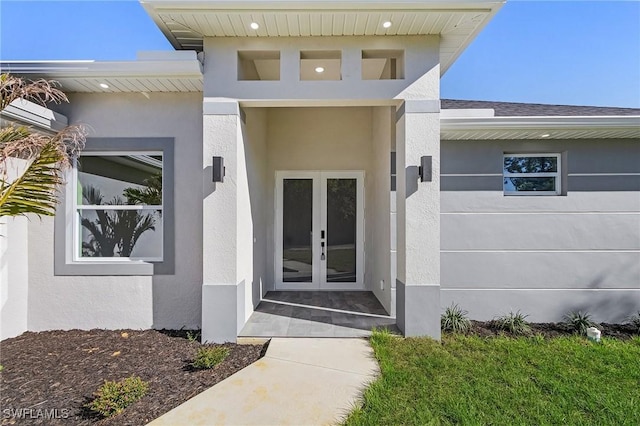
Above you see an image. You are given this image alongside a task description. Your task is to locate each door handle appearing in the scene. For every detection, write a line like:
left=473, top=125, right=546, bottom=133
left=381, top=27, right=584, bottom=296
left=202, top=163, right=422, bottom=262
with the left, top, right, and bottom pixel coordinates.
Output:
left=321, top=241, right=325, bottom=260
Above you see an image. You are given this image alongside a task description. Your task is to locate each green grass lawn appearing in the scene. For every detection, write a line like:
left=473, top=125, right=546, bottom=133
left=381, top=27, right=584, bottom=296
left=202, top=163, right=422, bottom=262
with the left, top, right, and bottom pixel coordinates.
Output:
left=346, top=331, right=640, bottom=425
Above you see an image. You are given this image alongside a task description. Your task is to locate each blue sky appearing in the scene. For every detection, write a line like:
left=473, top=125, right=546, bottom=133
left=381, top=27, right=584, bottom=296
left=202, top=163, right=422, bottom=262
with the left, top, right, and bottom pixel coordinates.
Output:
left=1, top=0, right=639, bottom=107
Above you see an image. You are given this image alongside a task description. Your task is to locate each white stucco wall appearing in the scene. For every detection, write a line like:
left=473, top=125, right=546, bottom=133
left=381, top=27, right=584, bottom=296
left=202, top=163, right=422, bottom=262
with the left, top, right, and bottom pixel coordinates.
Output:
left=1, top=159, right=29, bottom=340
left=203, top=35, right=439, bottom=102
left=28, top=93, right=203, bottom=331
left=370, top=106, right=393, bottom=313
left=242, top=109, right=269, bottom=308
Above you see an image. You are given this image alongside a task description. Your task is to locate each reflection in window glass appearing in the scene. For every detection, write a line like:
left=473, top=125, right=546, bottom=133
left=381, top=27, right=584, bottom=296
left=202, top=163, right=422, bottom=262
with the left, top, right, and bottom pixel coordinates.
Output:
left=282, top=179, right=313, bottom=282
left=76, top=154, right=163, bottom=260
left=503, top=156, right=557, bottom=174
left=503, top=154, right=560, bottom=195
left=326, top=179, right=357, bottom=282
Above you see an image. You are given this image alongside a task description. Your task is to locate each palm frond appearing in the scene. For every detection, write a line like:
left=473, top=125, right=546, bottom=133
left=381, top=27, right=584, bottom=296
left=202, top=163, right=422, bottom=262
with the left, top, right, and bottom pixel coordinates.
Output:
left=0, top=73, right=68, bottom=111
left=0, top=140, right=63, bottom=217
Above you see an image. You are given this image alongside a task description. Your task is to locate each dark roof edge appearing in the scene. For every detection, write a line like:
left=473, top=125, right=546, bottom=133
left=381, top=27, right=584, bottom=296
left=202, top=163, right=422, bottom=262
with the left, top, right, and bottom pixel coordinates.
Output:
left=441, top=99, right=640, bottom=117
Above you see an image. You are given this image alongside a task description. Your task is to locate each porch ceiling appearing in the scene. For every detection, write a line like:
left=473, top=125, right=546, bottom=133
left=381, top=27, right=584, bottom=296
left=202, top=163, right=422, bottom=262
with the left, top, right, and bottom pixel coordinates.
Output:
left=141, top=0, right=505, bottom=74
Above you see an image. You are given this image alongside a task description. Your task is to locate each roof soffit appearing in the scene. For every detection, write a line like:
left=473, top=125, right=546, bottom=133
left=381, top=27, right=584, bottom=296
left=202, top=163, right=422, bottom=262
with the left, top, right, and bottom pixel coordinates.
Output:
left=141, top=0, right=505, bottom=74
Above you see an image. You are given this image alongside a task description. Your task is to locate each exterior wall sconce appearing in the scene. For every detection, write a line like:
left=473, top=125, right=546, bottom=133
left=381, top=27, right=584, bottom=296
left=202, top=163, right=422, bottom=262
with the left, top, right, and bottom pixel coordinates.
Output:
left=419, top=156, right=432, bottom=182
left=212, top=156, right=225, bottom=182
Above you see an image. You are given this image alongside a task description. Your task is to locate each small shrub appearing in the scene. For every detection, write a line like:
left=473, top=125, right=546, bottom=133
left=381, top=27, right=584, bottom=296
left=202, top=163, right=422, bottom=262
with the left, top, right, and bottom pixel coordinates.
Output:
left=192, top=346, right=230, bottom=370
left=492, top=311, right=531, bottom=335
left=564, top=311, right=595, bottom=336
left=86, top=376, right=148, bottom=418
left=627, top=311, right=640, bottom=333
left=441, top=304, right=471, bottom=333
left=186, top=330, right=201, bottom=343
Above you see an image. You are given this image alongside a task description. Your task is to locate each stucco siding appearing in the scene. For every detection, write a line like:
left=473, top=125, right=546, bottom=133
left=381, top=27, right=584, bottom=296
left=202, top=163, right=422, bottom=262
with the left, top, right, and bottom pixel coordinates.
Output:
left=1, top=215, right=29, bottom=340
left=203, top=35, right=439, bottom=101
left=440, top=138, right=640, bottom=322
left=370, top=106, right=393, bottom=313
left=28, top=93, right=203, bottom=331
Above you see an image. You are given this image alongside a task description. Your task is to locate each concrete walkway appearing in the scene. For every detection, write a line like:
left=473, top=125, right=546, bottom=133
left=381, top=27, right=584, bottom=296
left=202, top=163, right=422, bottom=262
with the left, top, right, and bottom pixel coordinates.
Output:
left=148, top=338, right=379, bottom=426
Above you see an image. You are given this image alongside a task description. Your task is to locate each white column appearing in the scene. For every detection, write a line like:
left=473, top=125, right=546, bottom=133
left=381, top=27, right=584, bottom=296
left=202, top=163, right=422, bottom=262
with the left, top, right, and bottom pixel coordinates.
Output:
left=395, top=100, right=441, bottom=339
left=201, top=99, right=249, bottom=343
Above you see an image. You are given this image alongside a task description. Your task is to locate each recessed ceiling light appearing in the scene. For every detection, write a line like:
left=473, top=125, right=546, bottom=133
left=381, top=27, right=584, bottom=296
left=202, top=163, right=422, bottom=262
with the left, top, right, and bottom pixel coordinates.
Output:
left=315, top=67, right=325, bottom=73
left=383, top=21, right=393, bottom=29
left=250, top=22, right=260, bottom=30
left=99, top=83, right=109, bottom=89
left=541, top=133, right=551, bottom=138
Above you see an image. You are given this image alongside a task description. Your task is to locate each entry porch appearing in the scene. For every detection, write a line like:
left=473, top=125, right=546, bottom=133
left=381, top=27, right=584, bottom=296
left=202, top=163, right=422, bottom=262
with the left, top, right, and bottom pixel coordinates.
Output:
left=239, top=291, right=398, bottom=338
left=202, top=101, right=441, bottom=343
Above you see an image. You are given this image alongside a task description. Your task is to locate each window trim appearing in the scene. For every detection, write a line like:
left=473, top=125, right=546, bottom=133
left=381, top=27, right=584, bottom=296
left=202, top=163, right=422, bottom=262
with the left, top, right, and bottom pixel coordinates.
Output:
left=55, top=138, right=174, bottom=276
left=503, top=153, right=562, bottom=196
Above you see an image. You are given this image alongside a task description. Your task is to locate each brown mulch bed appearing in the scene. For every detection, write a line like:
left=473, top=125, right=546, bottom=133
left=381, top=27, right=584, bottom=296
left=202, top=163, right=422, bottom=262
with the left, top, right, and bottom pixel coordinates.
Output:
left=0, top=330, right=266, bottom=425
left=468, top=320, right=638, bottom=340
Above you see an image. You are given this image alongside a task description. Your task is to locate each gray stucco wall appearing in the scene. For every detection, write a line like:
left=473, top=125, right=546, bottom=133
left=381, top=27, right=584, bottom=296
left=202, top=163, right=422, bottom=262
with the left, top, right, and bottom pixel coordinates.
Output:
left=440, top=138, right=640, bottom=323
left=27, top=93, right=203, bottom=331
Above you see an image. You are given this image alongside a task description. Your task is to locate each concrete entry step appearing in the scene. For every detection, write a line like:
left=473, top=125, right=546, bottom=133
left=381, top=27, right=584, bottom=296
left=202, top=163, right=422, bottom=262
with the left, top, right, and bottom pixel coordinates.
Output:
left=148, top=338, right=379, bottom=425
left=239, top=291, right=398, bottom=338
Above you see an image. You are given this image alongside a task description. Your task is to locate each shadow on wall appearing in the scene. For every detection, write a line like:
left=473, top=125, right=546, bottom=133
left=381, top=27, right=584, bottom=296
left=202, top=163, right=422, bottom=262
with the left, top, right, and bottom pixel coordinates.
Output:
left=587, top=255, right=639, bottom=291
left=203, top=165, right=216, bottom=197
left=565, top=292, right=639, bottom=324
left=405, top=165, right=420, bottom=198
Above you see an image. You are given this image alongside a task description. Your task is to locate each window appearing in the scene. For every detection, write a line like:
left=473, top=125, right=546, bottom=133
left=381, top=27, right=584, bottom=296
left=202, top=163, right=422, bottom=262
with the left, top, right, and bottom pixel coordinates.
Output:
left=74, top=152, right=163, bottom=261
left=55, top=138, right=174, bottom=276
left=503, top=154, right=561, bottom=195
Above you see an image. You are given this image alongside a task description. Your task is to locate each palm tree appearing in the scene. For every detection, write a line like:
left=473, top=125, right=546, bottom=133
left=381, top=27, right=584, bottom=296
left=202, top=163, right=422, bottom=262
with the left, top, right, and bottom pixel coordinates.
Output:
left=0, top=73, right=86, bottom=217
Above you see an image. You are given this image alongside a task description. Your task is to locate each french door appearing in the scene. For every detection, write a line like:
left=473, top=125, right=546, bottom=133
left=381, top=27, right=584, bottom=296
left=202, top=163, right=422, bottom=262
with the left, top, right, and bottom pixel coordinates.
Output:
left=275, top=171, right=364, bottom=290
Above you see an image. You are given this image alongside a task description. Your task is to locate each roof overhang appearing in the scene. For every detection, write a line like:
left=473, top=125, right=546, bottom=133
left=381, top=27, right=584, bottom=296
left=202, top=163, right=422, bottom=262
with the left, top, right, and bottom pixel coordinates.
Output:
left=0, top=52, right=203, bottom=93
left=0, top=99, right=68, bottom=133
left=141, top=0, right=505, bottom=74
left=441, top=115, right=640, bottom=140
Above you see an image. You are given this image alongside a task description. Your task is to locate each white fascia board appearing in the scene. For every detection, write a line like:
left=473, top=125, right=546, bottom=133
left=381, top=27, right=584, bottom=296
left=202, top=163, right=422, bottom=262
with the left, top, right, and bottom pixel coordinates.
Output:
left=439, top=1, right=503, bottom=74
left=142, top=0, right=504, bottom=11
left=441, top=108, right=495, bottom=118
left=441, top=115, right=640, bottom=131
left=0, top=99, right=68, bottom=132
left=1, top=54, right=203, bottom=79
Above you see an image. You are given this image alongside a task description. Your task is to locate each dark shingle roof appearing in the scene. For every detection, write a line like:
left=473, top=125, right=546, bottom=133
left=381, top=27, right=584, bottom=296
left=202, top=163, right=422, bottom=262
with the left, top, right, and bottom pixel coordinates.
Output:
left=441, top=99, right=640, bottom=117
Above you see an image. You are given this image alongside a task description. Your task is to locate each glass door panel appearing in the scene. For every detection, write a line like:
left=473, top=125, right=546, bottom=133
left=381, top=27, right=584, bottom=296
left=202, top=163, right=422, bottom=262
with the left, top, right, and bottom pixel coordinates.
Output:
left=325, top=178, right=357, bottom=282
left=275, top=171, right=363, bottom=290
left=282, top=179, right=313, bottom=282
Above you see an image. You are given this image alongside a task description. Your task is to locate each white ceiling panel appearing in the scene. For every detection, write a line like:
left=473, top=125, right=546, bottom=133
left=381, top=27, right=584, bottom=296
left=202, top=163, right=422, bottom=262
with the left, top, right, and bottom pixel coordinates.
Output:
left=142, top=1, right=504, bottom=74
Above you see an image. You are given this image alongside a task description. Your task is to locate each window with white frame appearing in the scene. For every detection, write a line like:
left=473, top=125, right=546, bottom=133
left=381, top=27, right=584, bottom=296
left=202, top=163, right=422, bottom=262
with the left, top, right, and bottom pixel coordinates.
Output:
left=503, top=153, right=561, bottom=195
left=73, top=152, right=164, bottom=261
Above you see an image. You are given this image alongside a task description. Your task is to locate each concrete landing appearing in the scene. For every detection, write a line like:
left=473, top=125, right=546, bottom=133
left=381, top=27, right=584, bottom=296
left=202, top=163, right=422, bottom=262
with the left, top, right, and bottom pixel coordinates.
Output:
left=147, top=338, right=379, bottom=426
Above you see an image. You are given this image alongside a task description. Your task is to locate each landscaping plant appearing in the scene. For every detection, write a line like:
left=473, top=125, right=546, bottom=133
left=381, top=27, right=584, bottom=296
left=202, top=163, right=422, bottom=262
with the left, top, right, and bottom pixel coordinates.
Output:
left=192, top=346, right=230, bottom=370
left=86, top=376, right=149, bottom=418
left=628, top=311, right=640, bottom=333
left=563, top=311, right=595, bottom=335
left=491, top=310, right=531, bottom=335
left=441, top=303, right=471, bottom=333
left=186, top=329, right=202, bottom=343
